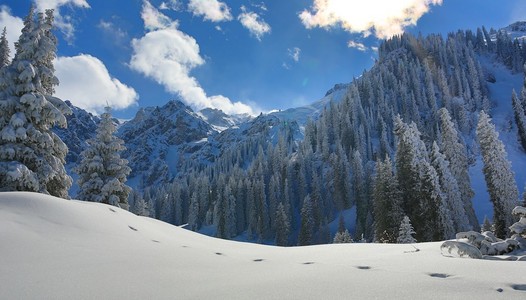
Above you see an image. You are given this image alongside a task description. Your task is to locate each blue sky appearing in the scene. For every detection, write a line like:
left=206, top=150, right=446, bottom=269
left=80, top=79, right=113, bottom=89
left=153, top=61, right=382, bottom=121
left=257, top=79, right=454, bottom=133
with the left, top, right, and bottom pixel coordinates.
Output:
left=1, top=0, right=525, bottom=119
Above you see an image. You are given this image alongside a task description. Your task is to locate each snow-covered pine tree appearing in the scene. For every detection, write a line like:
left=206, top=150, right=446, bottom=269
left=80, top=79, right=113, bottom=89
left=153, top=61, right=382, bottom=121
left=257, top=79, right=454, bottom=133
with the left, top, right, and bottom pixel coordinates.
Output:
left=75, top=106, right=131, bottom=208
left=511, top=89, right=526, bottom=151
left=0, top=6, right=72, bottom=197
left=333, top=229, right=353, bottom=243
left=430, top=142, right=470, bottom=232
left=274, top=202, right=290, bottom=246
left=297, top=194, right=314, bottom=246
left=438, top=108, right=478, bottom=230
left=476, top=111, right=519, bottom=238
left=397, top=215, right=417, bottom=244
left=130, top=190, right=149, bottom=217
left=0, top=27, right=10, bottom=69
left=481, top=216, right=492, bottom=233
left=372, top=155, right=403, bottom=243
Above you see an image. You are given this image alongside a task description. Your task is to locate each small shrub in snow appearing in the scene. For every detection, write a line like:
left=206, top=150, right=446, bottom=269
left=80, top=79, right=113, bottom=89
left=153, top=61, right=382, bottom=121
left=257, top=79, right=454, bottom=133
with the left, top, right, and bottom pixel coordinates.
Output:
left=333, top=230, right=353, bottom=243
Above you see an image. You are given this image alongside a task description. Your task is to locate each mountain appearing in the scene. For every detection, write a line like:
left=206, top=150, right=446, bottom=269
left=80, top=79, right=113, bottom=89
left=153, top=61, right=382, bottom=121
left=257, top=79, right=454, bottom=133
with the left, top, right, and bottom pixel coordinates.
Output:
left=117, top=100, right=214, bottom=188
left=198, top=107, right=252, bottom=131
left=500, top=21, right=526, bottom=42
left=2, top=192, right=525, bottom=299
left=53, top=100, right=99, bottom=164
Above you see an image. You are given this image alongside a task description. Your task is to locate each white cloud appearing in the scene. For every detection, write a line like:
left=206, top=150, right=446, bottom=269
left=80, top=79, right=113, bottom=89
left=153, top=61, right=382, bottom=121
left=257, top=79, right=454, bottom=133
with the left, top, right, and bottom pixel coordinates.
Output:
left=188, top=0, right=232, bottom=22
left=300, top=0, right=443, bottom=39
left=55, top=54, right=138, bottom=114
left=130, top=1, right=255, bottom=115
left=0, top=6, right=24, bottom=55
left=238, top=6, right=271, bottom=41
left=159, top=0, right=182, bottom=11
left=141, top=0, right=175, bottom=31
left=34, top=0, right=90, bottom=42
left=347, top=40, right=367, bottom=51
left=288, top=47, right=301, bottom=62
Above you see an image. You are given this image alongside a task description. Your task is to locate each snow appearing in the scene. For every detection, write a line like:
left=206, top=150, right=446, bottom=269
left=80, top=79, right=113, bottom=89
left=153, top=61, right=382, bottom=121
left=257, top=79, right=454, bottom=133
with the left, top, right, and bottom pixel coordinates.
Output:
left=2, top=192, right=526, bottom=299
left=470, top=57, right=526, bottom=221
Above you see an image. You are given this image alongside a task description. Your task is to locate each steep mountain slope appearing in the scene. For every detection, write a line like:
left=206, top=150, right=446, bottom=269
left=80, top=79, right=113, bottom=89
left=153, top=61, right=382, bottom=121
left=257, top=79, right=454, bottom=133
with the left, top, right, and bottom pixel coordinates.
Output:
left=117, top=100, right=214, bottom=188
left=2, top=192, right=525, bottom=299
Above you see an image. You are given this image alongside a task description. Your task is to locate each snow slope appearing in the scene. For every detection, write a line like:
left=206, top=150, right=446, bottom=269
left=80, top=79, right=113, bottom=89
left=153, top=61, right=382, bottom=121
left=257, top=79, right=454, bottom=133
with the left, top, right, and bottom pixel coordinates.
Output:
left=1, top=192, right=526, bottom=299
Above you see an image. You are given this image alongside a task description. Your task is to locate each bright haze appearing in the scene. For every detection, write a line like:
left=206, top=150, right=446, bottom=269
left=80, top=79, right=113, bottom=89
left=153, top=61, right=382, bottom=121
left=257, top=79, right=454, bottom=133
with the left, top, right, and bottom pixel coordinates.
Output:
left=0, top=0, right=525, bottom=119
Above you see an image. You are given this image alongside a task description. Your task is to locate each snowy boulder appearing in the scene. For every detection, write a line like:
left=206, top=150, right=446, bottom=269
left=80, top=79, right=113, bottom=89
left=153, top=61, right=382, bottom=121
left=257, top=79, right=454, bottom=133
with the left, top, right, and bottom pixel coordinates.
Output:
left=441, top=241, right=482, bottom=259
left=481, top=231, right=498, bottom=243
left=456, top=231, right=485, bottom=247
left=480, top=239, right=519, bottom=255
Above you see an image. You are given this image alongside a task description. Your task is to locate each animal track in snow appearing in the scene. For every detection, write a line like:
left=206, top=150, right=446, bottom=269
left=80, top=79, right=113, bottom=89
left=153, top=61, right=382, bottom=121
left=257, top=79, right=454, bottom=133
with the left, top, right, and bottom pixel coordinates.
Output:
left=510, top=284, right=526, bottom=291
left=128, top=225, right=138, bottom=231
left=253, top=259, right=264, bottom=262
left=355, top=266, right=371, bottom=270
left=428, top=273, right=452, bottom=278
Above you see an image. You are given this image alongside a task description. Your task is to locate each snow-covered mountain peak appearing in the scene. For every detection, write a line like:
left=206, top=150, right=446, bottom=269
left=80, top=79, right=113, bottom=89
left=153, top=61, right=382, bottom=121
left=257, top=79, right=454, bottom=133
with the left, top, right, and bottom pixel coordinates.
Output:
left=500, top=21, right=526, bottom=41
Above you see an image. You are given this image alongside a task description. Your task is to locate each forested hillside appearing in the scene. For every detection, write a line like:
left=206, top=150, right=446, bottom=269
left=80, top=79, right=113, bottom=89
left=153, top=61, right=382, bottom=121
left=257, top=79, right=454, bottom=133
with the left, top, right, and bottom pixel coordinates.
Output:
left=131, top=26, right=526, bottom=245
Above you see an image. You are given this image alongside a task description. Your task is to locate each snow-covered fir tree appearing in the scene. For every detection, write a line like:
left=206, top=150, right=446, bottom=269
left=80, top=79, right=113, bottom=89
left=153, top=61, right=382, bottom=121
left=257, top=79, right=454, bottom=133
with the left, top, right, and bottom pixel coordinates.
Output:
left=130, top=190, right=149, bottom=217
left=0, top=27, right=10, bottom=69
left=481, top=216, right=492, bottom=233
left=298, top=195, right=314, bottom=246
left=438, top=108, right=478, bottom=230
left=476, top=111, right=519, bottom=238
left=397, top=216, right=417, bottom=244
left=511, top=89, right=526, bottom=151
left=333, top=229, right=353, bottom=243
left=75, top=106, right=131, bottom=208
left=430, top=142, right=470, bottom=232
left=0, top=7, right=72, bottom=197
left=274, top=202, right=290, bottom=246
left=372, top=155, right=403, bottom=243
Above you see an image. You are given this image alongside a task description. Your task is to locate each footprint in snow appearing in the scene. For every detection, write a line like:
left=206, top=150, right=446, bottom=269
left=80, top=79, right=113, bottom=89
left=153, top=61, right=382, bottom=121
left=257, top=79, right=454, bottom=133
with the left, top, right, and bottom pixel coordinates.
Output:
left=510, top=284, right=526, bottom=291
left=215, top=252, right=223, bottom=256
left=302, top=262, right=315, bottom=265
left=355, top=266, right=371, bottom=270
left=151, top=240, right=160, bottom=243
left=253, top=259, right=264, bottom=262
left=109, top=208, right=116, bottom=213
left=128, top=225, right=138, bottom=231
left=428, top=273, right=452, bottom=279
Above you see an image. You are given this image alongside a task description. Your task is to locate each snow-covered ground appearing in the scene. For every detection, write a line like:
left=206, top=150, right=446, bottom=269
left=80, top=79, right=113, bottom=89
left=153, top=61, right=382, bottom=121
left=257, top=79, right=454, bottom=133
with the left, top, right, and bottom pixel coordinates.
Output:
left=1, top=192, right=525, bottom=299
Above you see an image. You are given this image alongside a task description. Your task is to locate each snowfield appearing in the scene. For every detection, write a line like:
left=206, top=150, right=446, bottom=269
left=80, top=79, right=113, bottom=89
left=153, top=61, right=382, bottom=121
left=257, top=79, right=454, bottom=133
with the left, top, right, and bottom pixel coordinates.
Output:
left=1, top=192, right=526, bottom=299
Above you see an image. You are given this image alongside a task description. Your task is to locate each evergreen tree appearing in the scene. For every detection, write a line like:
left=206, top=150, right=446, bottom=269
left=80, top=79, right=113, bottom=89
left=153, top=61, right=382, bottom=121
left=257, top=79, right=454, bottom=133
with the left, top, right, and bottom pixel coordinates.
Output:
left=438, top=108, right=478, bottom=230
left=481, top=216, right=492, bottom=233
left=333, top=229, right=353, bottom=243
left=75, top=107, right=131, bottom=208
left=298, top=194, right=314, bottom=246
left=476, top=111, right=519, bottom=238
left=274, top=202, right=290, bottom=246
left=0, top=6, right=72, bottom=197
left=372, top=155, right=403, bottom=243
left=512, top=89, right=526, bottom=151
left=131, top=190, right=149, bottom=217
left=430, top=142, right=470, bottom=232
left=0, top=27, right=10, bottom=69
left=397, top=215, right=417, bottom=244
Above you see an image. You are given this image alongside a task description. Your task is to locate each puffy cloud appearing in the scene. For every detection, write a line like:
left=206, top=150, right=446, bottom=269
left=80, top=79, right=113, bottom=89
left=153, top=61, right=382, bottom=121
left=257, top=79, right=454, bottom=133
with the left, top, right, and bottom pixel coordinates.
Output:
left=34, top=0, right=90, bottom=42
left=238, top=6, right=271, bottom=41
left=347, top=40, right=367, bottom=51
left=54, top=54, right=138, bottom=114
left=300, top=0, right=443, bottom=39
left=130, top=1, right=255, bottom=115
left=288, top=47, right=301, bottom=62
left=0, top=6, right=24, bottom=55
left=188, top=0, right=232, bottom=22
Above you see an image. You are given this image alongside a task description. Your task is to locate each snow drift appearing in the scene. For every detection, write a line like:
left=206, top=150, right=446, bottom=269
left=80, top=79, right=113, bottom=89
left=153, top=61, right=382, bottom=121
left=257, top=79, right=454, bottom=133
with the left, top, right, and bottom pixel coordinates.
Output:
left=1, top=192, right=526, bottom=299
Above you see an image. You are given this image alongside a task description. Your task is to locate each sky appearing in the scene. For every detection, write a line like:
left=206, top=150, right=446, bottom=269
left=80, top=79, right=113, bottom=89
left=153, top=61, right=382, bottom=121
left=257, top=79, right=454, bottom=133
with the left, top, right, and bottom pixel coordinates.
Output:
left=1, top=0, right=525, bottom=119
